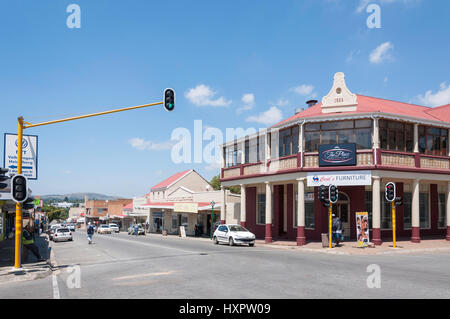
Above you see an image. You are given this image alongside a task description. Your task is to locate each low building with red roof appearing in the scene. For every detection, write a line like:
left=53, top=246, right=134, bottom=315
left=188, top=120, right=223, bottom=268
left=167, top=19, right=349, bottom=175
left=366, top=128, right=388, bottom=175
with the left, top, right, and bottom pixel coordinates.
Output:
left=220, top=72, right=450, bottom=246
left=131, top=170, right=240, bottom=236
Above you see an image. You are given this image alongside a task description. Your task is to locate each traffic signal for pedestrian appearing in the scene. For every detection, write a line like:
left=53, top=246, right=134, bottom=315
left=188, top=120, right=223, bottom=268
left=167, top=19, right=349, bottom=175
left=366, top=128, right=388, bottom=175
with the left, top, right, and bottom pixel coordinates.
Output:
left=0, top=168, right=9, bottom=190
left=11, top=174, right=28, bottom=203
left=329, top=185, right=338, bottom=203
left=395, top=196, right=403, bottom=206
left=164, top=88, right=175, bottom=112
left=385, top=182, right=396, bottom=202
left=22, top=196, right=35, bottom=210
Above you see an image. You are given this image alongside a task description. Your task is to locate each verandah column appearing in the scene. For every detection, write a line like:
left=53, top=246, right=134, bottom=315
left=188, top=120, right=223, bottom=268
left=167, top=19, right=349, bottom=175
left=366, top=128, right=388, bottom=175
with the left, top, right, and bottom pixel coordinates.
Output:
left=265, top=181, right=273, bottom=243
left=296, top=178, right=306, bottom=246
left=411, top=179, right=421, bottom=243
left=372, top=176, right=382, bottom=245
left=446, top=182, right=450, bottom=241
left=220, top=186, right=226, bottom=224
left=240, top=184, right=246, bottom=227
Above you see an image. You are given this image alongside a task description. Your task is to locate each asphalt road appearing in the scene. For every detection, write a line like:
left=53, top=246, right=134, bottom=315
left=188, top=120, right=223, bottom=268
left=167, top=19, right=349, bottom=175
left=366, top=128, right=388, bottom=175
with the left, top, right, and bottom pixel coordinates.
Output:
left=1, top=230, right=450, bottom=298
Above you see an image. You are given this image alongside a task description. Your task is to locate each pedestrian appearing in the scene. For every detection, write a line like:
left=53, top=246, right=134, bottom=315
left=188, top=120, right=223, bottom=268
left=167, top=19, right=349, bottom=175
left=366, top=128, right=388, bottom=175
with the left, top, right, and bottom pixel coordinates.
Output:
left=332, top=214, right=344, bottom=247
left=134, top=224, right=139, bottom=236
left=23, top=225, right=46, bottom=262
left=87, top=222, right=95, bottom=244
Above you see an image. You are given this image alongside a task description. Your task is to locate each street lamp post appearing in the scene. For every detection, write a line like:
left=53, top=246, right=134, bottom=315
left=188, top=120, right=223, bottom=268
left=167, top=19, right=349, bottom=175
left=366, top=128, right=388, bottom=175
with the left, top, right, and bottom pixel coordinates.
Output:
left=210, top=200, right=215, bottom=240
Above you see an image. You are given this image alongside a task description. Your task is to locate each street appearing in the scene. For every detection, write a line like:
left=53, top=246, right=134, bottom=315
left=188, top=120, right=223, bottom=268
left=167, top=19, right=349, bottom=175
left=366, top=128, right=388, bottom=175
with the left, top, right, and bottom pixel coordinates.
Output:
left=1, top=231, right=450, bottom=299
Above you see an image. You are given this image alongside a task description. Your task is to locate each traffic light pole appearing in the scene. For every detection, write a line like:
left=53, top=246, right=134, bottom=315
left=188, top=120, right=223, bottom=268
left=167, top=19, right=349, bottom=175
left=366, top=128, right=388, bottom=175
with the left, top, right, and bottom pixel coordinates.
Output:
left=392, top=201, right=397, bottom=248
left=13, top=100, right=165, bottom=268
left=329, top=202, right=332, bottom=249
left=14, top=117, right=24, bottom=268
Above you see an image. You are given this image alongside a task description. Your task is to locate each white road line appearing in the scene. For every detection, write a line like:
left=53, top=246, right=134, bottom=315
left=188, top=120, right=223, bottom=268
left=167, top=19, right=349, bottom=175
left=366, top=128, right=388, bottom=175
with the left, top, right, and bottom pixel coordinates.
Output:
left=52, top=275, right=61, bottom=299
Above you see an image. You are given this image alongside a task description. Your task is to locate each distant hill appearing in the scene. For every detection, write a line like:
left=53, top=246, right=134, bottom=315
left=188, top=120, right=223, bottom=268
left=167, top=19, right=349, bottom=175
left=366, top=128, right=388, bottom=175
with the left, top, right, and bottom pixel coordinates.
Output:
left=38, top=193, right=120, bottom=201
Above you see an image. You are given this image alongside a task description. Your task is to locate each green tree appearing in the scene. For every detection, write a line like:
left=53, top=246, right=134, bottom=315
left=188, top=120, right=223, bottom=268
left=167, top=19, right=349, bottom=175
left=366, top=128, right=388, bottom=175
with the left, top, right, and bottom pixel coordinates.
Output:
left=210, top=175, right=241, bottom=194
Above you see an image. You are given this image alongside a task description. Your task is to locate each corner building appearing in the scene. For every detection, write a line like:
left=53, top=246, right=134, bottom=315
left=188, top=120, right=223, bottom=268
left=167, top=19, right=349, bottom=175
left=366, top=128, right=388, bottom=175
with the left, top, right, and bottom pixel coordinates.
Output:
left=220, top=72, right=450, bottom=245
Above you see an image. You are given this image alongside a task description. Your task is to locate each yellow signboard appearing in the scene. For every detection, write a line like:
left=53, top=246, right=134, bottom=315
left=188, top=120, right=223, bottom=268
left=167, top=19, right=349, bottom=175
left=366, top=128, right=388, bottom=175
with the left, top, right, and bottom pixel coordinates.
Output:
left=174, top=203, right=198, bottom=214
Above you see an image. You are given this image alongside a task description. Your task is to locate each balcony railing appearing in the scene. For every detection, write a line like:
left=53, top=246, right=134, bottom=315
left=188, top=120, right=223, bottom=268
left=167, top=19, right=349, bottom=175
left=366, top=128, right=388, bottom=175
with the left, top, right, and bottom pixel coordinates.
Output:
left=221, top=149, right=450, bottom=180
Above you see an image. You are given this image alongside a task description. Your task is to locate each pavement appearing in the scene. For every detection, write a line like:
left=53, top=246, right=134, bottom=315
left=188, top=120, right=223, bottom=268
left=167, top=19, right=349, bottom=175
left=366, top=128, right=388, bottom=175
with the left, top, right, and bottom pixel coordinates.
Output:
left=0, top=233, right=53, bottom=284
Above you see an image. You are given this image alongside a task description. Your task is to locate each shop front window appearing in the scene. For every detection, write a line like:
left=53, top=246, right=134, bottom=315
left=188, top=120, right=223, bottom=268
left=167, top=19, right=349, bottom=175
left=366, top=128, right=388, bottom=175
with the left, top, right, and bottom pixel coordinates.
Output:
left=438, top=193, right=446, bottom=228
left=419, top=192, right=430, bottom=229
left=257, top=194, right=266, bottom=225
left=403, top=192, right=412, bottom=229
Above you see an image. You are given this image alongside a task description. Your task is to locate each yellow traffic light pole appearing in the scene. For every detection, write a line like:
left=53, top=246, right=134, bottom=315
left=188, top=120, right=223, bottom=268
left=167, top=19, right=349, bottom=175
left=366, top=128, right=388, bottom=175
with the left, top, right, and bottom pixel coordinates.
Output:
left=329, top=202, right=332, bottom=249
left=14, top=100, right=163, bottom=268
left=392, top=201, right=397, bottom=248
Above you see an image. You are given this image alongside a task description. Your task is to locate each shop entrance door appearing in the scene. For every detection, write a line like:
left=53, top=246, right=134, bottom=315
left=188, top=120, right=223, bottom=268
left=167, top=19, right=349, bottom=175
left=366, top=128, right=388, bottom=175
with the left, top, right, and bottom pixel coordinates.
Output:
left=331, top=192, right=351, bottom=239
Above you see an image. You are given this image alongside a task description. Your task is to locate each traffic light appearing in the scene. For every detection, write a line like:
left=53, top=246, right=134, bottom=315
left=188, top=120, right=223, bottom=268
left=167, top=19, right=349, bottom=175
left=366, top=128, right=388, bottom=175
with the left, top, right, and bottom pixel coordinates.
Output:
left=22, top=196, right=35, bottom=210
left=0, top=168, right=9, bottom=190
left=318, top=185, right=329, bottom=207
left=385, top=182, right=396, bottom=202
left=11, top=174, right=28, bottom=203
left=395, top=196, right=403, bottom=207
left=164, top=88, right=175, bottom=112
left=329, top=184, right=338, bottom=203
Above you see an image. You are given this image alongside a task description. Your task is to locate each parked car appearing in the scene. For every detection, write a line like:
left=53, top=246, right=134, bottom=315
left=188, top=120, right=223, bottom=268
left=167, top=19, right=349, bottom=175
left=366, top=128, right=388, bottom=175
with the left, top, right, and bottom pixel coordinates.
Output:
left=98, top=224, right=112, bottom=234
left=48, top=224, right=61, bottom=241
left=67, top=223, right=75, bottom=232
left=128, top=224, right=145, bottom=235
left=53, top=227, right=73, bottom=242
left=213, top=224, right=255, bottom=246
left=108, top=223, right=120, bottom=233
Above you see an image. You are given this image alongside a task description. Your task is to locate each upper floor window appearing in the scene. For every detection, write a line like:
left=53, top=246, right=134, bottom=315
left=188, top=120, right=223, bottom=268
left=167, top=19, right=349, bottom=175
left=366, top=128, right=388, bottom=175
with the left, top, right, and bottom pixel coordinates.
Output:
left=418, top=126, right=448, bottom=156
left=304, top=120, right=372, bottom=152
left=225, top=144, right=241, bottom=167
left=278, top=126, right=299, bottom=157
left=379, top=120, right=413, bottom=152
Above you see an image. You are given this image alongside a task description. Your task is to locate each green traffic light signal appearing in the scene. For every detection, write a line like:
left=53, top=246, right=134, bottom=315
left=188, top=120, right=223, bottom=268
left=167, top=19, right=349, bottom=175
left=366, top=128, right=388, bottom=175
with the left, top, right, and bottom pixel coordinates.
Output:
left=164, top=88, right=175, bottom=112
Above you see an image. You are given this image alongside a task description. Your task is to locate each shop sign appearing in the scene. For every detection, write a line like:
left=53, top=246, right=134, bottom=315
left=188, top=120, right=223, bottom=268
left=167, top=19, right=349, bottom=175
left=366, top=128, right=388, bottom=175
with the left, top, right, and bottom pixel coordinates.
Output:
left=318, top=143, right=356, bottom=167
left=307, top=170, right=371, bottom=187
left=174, top=202, right=198, bottom=214
left=356, top=212, right=370, bottom=247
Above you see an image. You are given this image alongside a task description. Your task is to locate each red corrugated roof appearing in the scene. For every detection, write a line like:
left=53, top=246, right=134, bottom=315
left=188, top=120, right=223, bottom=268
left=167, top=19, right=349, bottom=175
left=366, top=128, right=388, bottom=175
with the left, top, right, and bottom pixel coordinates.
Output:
left=140, top=201, right=217, bottom=208
left=151, top=170, right=192, bottom=190
left=273, top=95, right=449, bottom=127
left=123, top=203, right=133, bottom=209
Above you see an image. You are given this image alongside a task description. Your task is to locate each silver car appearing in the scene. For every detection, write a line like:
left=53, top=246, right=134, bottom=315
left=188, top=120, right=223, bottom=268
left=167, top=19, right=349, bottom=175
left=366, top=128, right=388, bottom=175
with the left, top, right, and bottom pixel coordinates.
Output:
left=53, top=227, right=73, bottom=242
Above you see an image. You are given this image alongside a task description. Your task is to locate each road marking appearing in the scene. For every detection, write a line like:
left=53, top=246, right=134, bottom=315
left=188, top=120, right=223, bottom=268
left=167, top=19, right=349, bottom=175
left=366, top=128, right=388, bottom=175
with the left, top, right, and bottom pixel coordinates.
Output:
left=52, top=275, right=60, bottom=299
left=113, top=271, right=176, bottom=281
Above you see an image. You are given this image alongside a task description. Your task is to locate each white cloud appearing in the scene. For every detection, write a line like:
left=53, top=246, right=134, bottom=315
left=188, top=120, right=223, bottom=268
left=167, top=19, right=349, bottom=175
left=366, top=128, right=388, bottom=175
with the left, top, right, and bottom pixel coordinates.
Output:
left=291, top=84, right=315, bottom=96
left=369, top=42, right=394, bottom=64
left=417, top=82, right=450, bottom=107
left=185, top=84, right=232, bottom=107
left=236, top=93, right=255, bottom=114
left=246, top=106, right=283, bottom=126
left=128, top=138, right=175, bottom=151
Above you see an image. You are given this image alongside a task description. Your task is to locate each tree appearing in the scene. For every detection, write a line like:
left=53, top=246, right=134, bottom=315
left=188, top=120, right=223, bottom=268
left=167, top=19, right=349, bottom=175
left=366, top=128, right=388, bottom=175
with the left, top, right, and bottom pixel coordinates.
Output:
left=210, top=175, right=241, bottom=194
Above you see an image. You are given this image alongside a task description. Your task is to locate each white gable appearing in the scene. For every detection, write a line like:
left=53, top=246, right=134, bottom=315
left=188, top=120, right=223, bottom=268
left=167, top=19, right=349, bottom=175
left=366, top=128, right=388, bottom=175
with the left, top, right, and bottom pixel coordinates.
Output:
left=321, top=72, right=358, bottom=113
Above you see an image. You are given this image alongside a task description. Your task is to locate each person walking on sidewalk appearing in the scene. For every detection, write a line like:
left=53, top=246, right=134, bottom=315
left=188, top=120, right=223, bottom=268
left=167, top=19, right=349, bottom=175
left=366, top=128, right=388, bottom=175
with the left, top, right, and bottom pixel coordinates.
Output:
left=23, top=225, right=46, bottom=262
left=87, top=222, right=95, bottom=244
left=332, top=214, right=344, bottom=247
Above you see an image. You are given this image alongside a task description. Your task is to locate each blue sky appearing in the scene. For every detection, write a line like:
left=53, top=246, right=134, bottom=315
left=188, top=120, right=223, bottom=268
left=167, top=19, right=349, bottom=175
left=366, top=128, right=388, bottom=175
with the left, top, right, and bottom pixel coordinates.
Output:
left=0, top=0, right=449, bottom=197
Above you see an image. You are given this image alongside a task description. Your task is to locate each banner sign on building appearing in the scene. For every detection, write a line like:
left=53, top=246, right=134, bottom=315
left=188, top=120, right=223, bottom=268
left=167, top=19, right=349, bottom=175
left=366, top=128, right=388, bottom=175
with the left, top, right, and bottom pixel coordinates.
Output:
left=174, top=202, right=198, bottom=214
left=3, top=133, right=38, bottom=180
left=318, top=144, right=357, bottom=167
left=356, top=212, right=370, bottom=247
left=307, top=170, right=372, bottom=187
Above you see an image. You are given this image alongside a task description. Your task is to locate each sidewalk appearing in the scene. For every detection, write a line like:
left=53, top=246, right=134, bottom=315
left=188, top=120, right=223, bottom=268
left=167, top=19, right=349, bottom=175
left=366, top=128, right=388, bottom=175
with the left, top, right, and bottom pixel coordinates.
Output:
left=256, top=238, right=450, bottom=255
left=144, top=231, right=450, bottom=255
left=0, top=233, right=53, bottom=284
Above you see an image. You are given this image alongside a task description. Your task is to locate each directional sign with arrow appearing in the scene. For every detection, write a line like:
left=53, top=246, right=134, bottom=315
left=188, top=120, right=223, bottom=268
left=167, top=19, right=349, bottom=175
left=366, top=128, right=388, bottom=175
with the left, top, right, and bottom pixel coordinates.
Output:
left=3, top=133, right=38, bottom=180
